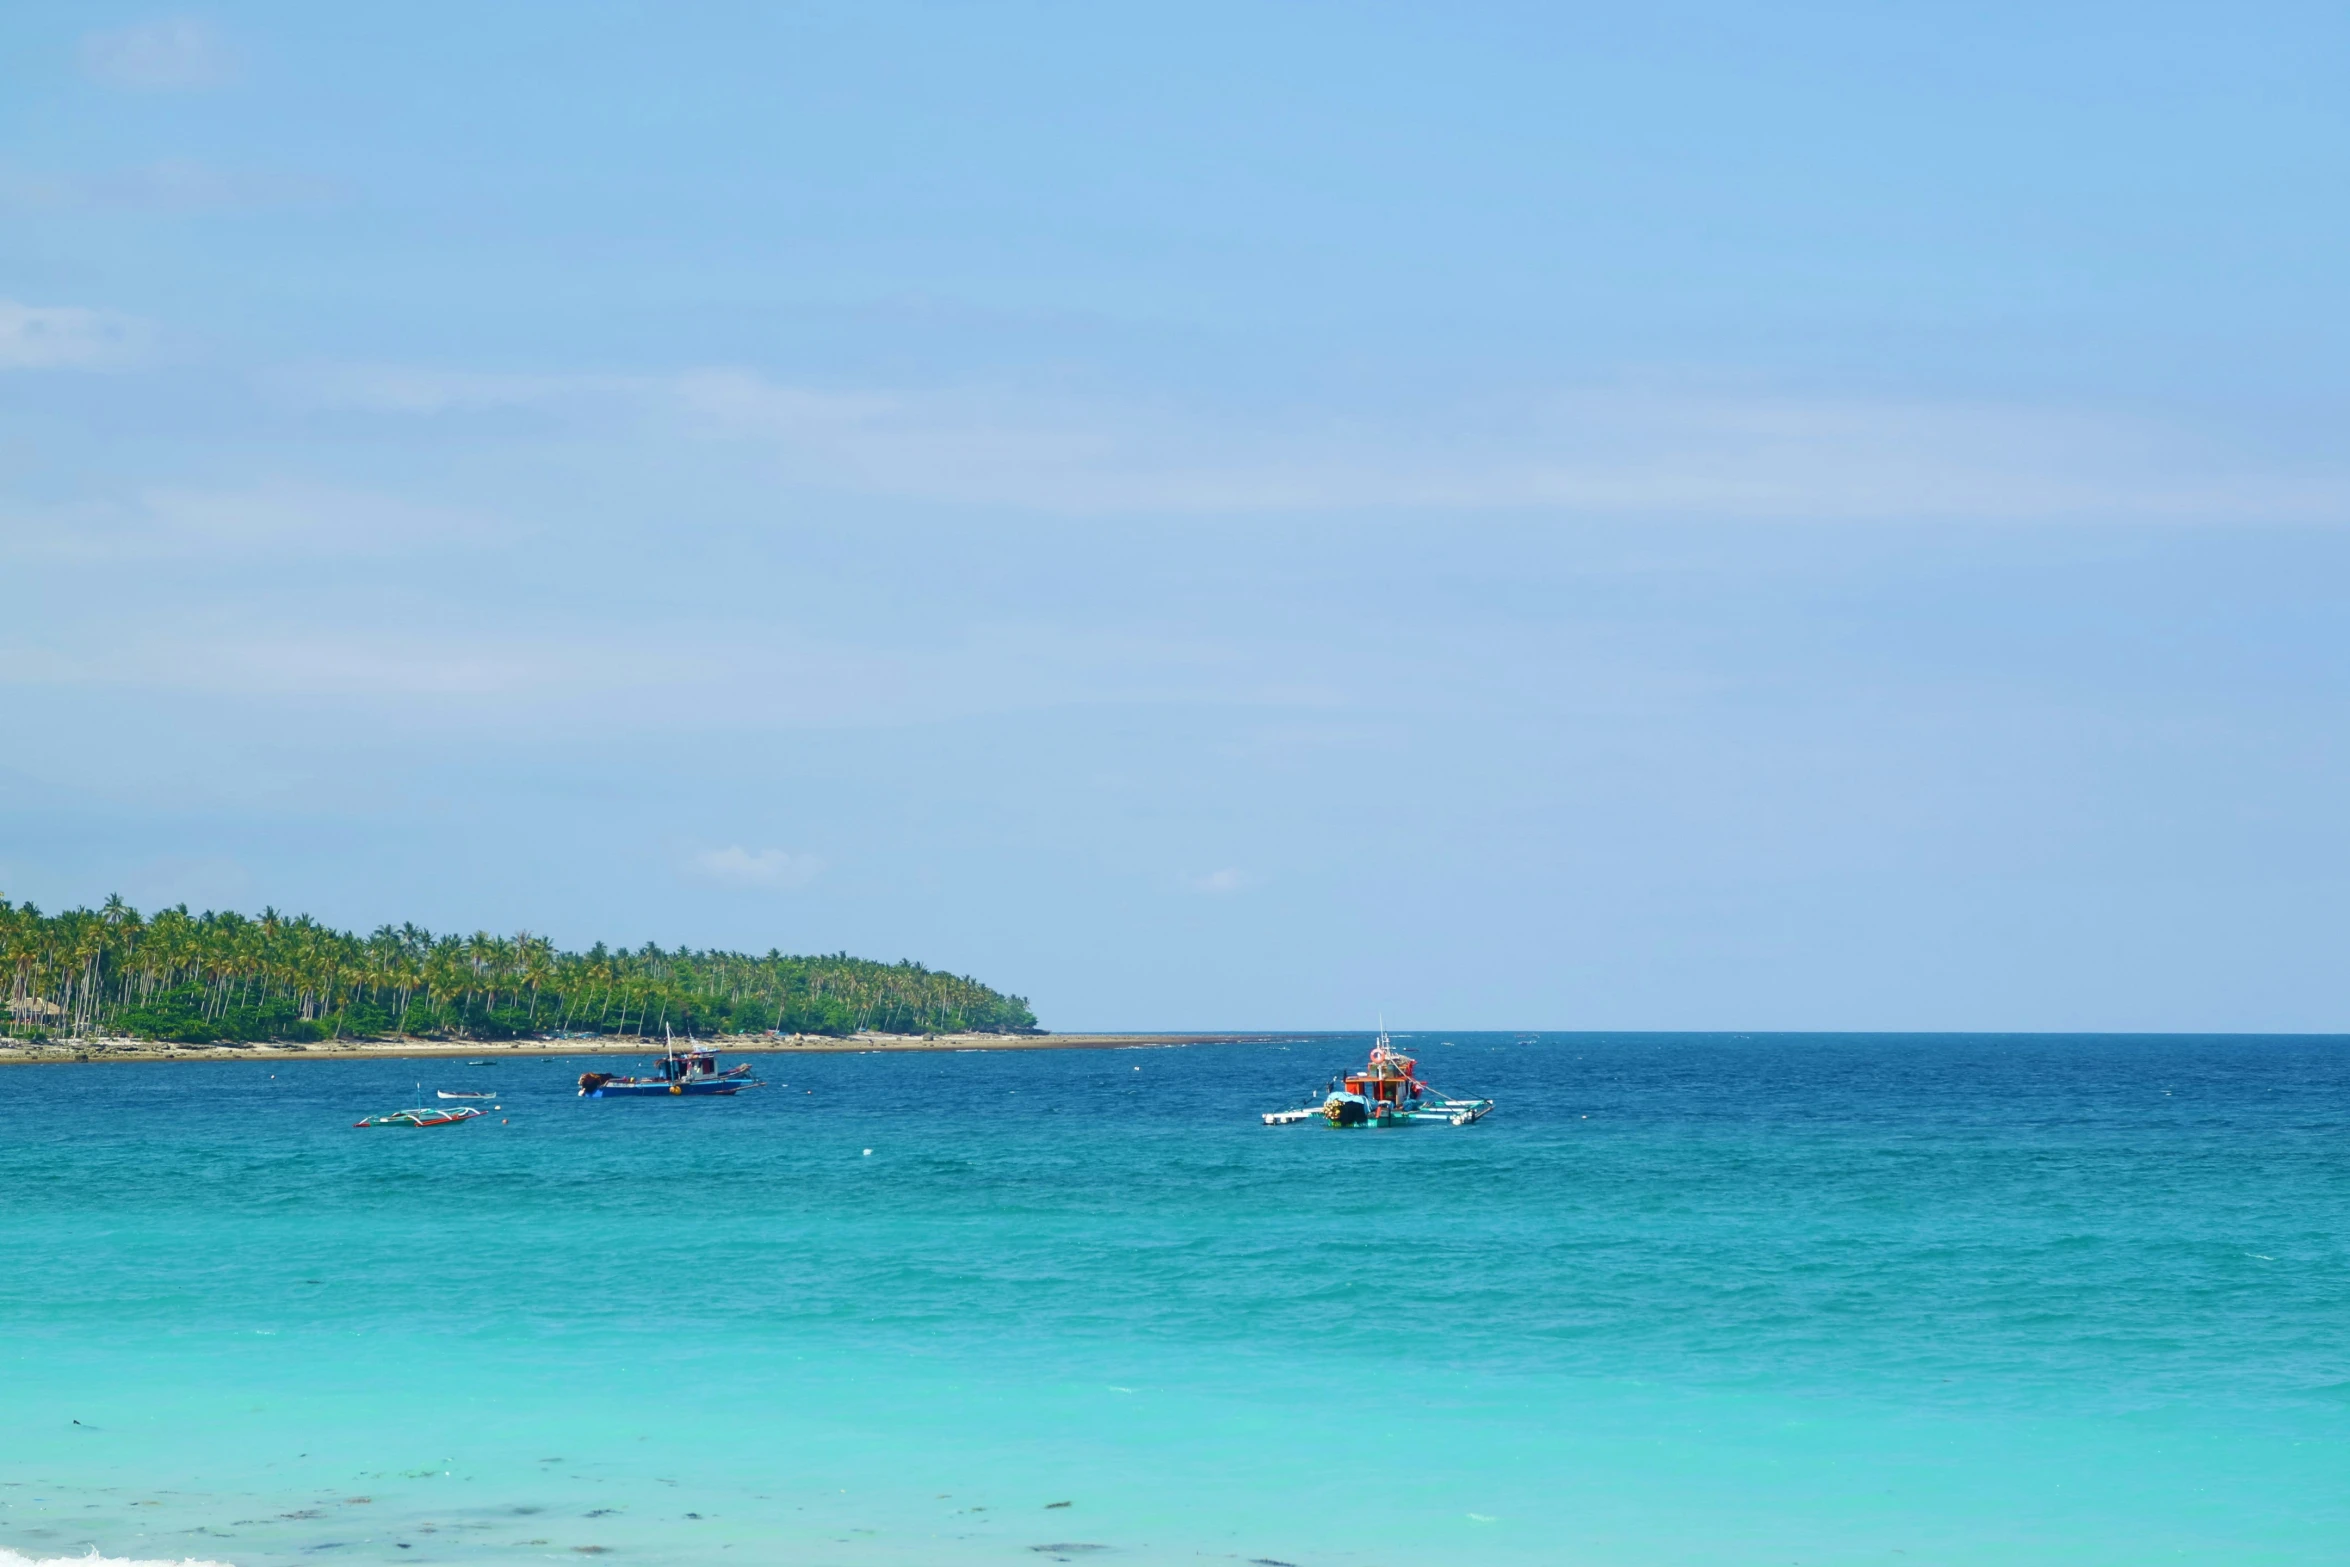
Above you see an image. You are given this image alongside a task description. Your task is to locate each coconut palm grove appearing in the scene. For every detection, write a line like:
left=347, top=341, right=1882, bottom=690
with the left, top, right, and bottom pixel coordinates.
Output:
left=0, top=896, right=1038, bottom=1043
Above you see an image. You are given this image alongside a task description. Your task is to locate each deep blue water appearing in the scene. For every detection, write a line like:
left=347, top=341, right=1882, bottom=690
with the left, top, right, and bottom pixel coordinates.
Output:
left=4, top=1034, right=2347, bottom=1566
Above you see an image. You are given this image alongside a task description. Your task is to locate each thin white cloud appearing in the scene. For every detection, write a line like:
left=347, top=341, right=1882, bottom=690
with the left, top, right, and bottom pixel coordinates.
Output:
left=0, top=160, right=332, bottom=213
left=138, top=481, right=497, bottom=552
left=0, top=606, right=1323, bottom=735
left=297, top=363, right=2350, bottom=525
left=0, top=300, right=147, bottom=370
left=119, top=853, right=253, bottom=911
left=0, top=481, right=506, bottom=561
left=291, top=365, right=640, bottom=413
left=81, top=17, right=235, bottom=91
left=0, top=630, right=607, bottom=701
left=686, top=846, right=824, bottom=890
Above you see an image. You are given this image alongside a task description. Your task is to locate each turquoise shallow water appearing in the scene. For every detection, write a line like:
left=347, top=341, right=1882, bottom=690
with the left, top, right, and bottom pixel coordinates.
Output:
left=4, top=1034, right=2348, bottom=1566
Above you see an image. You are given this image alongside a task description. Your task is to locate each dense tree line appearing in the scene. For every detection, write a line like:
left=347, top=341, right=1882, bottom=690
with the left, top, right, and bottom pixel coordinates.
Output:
left=0, top=896, right=1038, bottom=1043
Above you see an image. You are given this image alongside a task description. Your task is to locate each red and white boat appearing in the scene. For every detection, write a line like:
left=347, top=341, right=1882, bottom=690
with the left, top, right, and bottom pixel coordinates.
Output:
left=1262, top=1029, right=1494, bottom=1127
left=353, top=1104, right=484, bottom=1128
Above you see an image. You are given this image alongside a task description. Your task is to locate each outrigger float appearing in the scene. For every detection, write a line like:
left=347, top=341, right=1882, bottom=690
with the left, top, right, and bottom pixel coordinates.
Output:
left=1262, top=1030, right=1494, bottom=1128
left=578, top=1030, right=760, bottom=1098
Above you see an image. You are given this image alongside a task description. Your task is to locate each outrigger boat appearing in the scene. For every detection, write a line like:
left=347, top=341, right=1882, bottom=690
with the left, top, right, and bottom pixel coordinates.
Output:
left=577, top=1029, right=759, bottom=1098
left=1262, top=1029, right=1494, bottom=1128
left=353, top=1105, right=484, bottom=1128
left=436, top=1090, right=495, bottom=1100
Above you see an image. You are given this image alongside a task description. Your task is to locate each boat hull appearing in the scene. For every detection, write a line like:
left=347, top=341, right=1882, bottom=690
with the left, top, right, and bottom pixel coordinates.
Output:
left=582, top=1080, right=747, bottom=1097
left=1262, top=1097, right=1494, bottom=1127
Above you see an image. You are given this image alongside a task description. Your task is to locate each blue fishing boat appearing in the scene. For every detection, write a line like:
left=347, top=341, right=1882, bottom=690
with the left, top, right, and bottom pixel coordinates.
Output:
left=577, top=1029, right=759, bottom=1098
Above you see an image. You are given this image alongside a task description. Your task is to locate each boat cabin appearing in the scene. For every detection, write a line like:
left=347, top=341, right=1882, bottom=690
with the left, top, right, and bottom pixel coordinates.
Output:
left=1343, top=1042, right=1425, bottom=1106
left=656, top=1049, right=725, bottom=1083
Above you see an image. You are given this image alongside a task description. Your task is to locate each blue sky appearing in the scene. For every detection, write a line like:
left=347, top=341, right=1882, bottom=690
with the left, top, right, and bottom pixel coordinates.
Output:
left=3, top=2, right=2345, bottom=1029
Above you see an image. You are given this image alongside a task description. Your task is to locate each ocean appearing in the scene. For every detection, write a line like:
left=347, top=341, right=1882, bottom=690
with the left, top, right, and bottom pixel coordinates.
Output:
left=4, top=1034, right=2346, bottom=1567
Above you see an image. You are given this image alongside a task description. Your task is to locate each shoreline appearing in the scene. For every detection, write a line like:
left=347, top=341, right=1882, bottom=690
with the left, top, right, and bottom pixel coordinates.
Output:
left=0, top=1031, right=1302, bottom=1066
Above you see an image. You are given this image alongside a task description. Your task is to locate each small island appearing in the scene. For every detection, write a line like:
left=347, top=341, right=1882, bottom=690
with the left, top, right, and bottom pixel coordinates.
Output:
left=0, top=894, right=1038, bottom=1050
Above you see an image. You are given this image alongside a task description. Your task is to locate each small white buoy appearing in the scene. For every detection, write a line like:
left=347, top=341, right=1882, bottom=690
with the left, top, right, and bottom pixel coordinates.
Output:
left=862, top=1148, right=873, bottom=1156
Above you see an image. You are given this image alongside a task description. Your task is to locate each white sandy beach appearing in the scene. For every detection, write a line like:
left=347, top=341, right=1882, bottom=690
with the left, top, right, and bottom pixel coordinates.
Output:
left=0, top=1031, right=1289, bottom=1065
